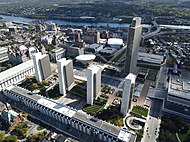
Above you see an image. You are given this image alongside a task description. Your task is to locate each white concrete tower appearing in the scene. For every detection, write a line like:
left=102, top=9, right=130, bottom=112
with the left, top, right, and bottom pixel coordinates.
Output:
left=57, top=58, right=74, bottom=96
left=86, top=65, right=102, bottom=105
left=120, top=73, right=136, bottom=115
left=32, top=52, right=51, bottom=82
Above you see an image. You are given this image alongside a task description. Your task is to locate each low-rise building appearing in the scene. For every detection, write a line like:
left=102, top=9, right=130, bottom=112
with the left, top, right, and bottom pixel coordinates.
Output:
left=99, top=48, right=117, bottom=55
left=107, top=38, right=123, bottom=50
left=63, top=44, right=84, bottom=58
left=85, top=44, right=104, bottom=53
left=0, top=60, right=35, bottom=90
left=138, top=52, right=164, bottom=66
left=49, top=47, right=66, bottom=62
left=4, top=85, right=136, bottom=142
left=1, top=109, right=20, bottom=125
left=0, top=47, right=9, bottom=64
left=163, top=76, right=190, bottom=119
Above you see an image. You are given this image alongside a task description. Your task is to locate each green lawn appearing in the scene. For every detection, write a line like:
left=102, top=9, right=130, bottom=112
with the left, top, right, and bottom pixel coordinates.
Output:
left=178, top=129, right=190, bottom=142
left=132, top=106, right=148, bottom=117
left=83, top=105, right=104, bottom=116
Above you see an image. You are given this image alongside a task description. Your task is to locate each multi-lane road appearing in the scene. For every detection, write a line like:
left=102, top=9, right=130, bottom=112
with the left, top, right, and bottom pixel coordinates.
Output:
left=141, top=99, right=163, bottom=142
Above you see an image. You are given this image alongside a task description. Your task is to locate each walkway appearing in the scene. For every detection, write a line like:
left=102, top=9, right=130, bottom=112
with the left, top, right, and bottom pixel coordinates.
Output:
left=137, top=80, right=151, bottom=106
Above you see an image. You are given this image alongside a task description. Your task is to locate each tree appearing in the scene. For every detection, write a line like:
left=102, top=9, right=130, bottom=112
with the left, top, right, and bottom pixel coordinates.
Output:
left=14, top=128, right=26, bottom=139
left=0, top=131, right=5, bottom=142
left=6, top=64, right=12, bottom=69
left=41, top=80, right=48, bottom=86
left=31, top=83, right=38, bottom=90
left=4, top=135, right=18, bottom=142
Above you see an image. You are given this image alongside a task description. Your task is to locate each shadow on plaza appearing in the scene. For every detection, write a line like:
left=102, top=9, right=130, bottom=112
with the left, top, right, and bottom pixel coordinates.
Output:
left=149, top=99, right=163, bottom=118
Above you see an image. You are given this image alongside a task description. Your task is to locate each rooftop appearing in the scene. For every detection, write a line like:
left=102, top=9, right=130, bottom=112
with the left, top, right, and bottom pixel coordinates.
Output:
left=108, top=38, right=123, bottom=45
left=138, top=52, right=164, bottom=65
left=76, top=54, right=96, bottom=62
left=5, top=85, right=134, bottom=141
left=37, top=98, right=76, bottom=118
left=87, top=65, right=101, bottom=74
left=0, top=47, right=7, bottom=53
left=100, top=48, right=117, bottom=54
left=168, top=76, right=190, bottom=100
left=6, top=86, right=42, bottom=101
left=126, top=73, right=136, bottom=84
left=0, top=60, right=34, bottom=84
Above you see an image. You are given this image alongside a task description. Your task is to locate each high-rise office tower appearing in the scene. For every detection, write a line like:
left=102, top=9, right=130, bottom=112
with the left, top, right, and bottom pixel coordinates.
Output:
left=86, top=65, right=101, bottom=105
left=120, top=73, right=136, bottom=115
left=57, top=58, right=74, bottom=95
left=32, top=52, right=51, bottom=82
left=124, top=17, right=142, bottom=75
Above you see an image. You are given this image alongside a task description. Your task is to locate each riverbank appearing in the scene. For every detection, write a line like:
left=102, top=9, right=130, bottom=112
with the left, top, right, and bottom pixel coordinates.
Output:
left=0, top=14, right=130, bottom=28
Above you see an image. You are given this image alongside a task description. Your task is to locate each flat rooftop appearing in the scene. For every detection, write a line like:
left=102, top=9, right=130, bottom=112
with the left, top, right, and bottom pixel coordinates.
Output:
left=0, top=60, right=34, bottom=83
left=38, top=98, right=76, bottom=118
left=100, top=48, right=117, bottom=54
left=5, top=85, right=134, bottom=142
left=6, top=86, right=42, bottom=102
left=168, top=76, right=190, bottom=100
left=138, top=52, right=164, bottom=65
left=108, top=38, right=123, bottom=45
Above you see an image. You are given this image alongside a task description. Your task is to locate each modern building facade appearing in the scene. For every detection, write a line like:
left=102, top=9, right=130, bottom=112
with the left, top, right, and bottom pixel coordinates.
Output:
left=0, top=60, right=35, bottom=90
left=32, top=52, right=51, bottom=82
left=163, top=76, right=190, bottom=119
left=0, top=47, right=9, bottom=64
left=124, top=17, right=142, bottom=75
left=87, top=65, right=102, bottom=105
left=57, top=58, right=74, bottom=95
left=49, top=47, right=66, bottom=62
left=3, top=85, right=136, bottom=142
left=120, top=73, right=136, bottom=115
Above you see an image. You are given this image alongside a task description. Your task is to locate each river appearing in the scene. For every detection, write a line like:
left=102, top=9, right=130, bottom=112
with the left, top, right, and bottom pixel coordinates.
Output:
left=1, top=14, right=190, bottom=29
left=0, top=14, right=130, bottom=28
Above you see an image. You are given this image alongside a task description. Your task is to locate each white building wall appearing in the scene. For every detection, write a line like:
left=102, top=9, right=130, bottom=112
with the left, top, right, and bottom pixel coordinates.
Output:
left=120, top=78, right=132, bottom=115
left=32, top=52, right=43, bottom=82
left=87, top=69, right=93, bottom=105
left=0, top=60, right=34, bottom=90
left=57, top=58, right=67, bottom=95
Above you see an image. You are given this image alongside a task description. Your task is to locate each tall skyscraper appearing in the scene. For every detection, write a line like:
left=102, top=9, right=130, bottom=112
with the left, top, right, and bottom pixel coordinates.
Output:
left=57, top=58, right=74, bottom=95
left=124, top=17, right=142, bottom=75
left=120, top=73, right=136, bottom=115
left=86, top=65, right=101, bottom=105
left=32, top=52, right=51, bottom=82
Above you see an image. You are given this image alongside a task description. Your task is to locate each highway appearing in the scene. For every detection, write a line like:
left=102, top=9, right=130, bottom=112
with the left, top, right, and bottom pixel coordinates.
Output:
left=142, top=21, right=161, bottom=39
